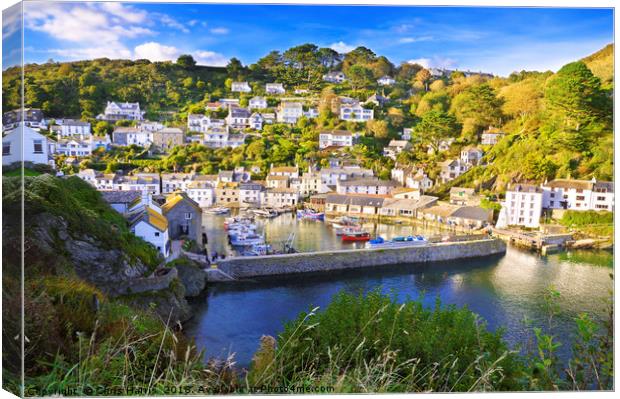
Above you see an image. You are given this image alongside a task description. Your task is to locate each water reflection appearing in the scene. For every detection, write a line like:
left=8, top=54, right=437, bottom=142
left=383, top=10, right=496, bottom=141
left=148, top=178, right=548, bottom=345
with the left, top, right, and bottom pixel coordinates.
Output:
left=191, top=213, right=613, bottom=369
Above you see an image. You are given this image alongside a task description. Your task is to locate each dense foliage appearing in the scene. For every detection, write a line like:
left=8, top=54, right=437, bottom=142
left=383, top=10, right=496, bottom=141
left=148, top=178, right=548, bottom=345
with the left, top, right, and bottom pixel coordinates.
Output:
left=247, top=290, right=613, bottom=392
left=4, top=44, right=613, bottom=189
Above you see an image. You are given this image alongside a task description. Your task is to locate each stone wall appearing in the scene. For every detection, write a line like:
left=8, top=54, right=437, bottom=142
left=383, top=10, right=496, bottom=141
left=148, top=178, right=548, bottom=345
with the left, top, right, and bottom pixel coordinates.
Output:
left=216, top=239, right=506, bottom=279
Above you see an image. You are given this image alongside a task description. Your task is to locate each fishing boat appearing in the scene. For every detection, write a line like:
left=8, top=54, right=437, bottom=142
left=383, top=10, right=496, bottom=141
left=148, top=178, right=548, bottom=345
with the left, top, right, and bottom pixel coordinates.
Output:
left=251, top=209, right=279, bottom=218
left=296, top=209, right=325, bottom=221
left=240, top=243, right=272, bottom=256
left=335, top=225, right=362, bottom=236
left=341, top=230, right=371, bottom=242
left=230, top=233, right=265, bottom=247
left=224, top=216, right=254, bottom=228
left=205, top=206, right=230, bottom=215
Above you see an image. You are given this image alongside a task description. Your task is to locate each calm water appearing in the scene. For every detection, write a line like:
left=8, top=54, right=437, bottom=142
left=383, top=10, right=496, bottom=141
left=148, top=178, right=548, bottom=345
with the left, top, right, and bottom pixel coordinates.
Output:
left=188, top=213, right=614, bottom=368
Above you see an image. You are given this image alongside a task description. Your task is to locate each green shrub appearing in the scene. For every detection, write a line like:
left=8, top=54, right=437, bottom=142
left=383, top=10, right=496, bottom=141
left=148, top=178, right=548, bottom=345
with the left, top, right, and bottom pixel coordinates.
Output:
left=248, top=291, right=526, bottom=392
left=559, top=210, right=613, bottom=227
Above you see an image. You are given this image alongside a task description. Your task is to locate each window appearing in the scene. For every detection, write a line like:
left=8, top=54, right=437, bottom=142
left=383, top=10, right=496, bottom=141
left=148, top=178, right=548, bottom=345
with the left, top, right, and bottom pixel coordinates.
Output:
left=33, top=139, right=43, bottom=154
left=597, top=196, right=606, bottom=201
left=576, top=195, right=585, bottom=201
left=3, top=142, right=11, bottom=155
left=155, top=232, right=160, bottom=237
left=184, top=212, right=192, bottom=220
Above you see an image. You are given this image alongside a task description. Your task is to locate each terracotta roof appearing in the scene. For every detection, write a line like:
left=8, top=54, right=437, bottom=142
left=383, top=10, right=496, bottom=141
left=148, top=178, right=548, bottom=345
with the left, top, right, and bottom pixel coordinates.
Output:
left=267, top=175, right=289, bottom=180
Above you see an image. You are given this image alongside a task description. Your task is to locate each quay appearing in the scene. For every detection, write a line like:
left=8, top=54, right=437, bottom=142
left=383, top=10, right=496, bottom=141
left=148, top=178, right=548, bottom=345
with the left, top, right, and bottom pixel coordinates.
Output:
left=208, top=238, right=506, bottom=280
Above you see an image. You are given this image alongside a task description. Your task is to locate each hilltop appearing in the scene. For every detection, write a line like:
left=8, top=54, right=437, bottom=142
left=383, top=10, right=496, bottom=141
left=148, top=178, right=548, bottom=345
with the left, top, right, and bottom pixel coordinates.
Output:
left=582, top=43, right=614, bottom=88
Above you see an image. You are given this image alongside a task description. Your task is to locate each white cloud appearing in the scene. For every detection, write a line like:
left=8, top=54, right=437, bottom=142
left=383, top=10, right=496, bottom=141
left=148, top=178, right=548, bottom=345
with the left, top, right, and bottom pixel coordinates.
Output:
left=155, top=13, right=189, bottom=34
left=398, top=36, right=433, bottom=44
left=188, top=19, right=199, bottom=27
left=210, top=27, right=229, bottom=35
left=329, top=41, right=356, bottom=53
left=408, top=56, right=457, bottom=69
left=134, top=42, right=180, bottom=62
left=99, top=2, right=148, bottom=24
left=2, top=4, right=22, bottom=40
left=194, top=50, right=228, bottom=66
left=132, top=42, right=228, bottom=66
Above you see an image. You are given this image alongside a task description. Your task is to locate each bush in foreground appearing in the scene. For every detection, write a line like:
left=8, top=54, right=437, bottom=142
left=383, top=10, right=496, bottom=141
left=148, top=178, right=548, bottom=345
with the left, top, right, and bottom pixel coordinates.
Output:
left=248, top=291, right=526, bottom=392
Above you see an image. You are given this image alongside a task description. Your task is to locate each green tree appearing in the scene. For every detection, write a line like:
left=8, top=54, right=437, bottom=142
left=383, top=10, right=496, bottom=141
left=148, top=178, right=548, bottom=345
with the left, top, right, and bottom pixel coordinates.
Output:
left=176, top=54, right=196, bottom=69
left=347, top=65, right=374, bottom=90
left=544, top=61, right=609, bottom=131
left=416, top=109, right=459, bottom=153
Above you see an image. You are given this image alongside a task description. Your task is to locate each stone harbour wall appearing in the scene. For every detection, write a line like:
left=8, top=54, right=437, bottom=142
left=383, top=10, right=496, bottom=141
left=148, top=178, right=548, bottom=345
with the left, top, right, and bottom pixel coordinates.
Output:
left=216, top=238, right=507, bottom=279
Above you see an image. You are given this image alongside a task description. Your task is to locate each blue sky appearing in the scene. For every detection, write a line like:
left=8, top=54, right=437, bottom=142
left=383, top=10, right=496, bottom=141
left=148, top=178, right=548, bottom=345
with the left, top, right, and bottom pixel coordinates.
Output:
left=2, top=1, right=614, bottom=76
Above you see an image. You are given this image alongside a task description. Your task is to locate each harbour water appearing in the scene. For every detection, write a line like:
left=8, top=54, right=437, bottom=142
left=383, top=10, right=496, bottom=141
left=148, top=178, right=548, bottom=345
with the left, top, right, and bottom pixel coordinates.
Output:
left=188, top=213, right=613, bottom=368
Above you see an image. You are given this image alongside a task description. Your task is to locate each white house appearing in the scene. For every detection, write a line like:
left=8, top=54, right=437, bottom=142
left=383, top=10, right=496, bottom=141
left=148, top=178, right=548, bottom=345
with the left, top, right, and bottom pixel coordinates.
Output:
left=249, top=96, right=268, bottom=109
left=496, top=184, right=543, bottom=228
left=131, top=206, right=171, bottom=258
left=383, top=140, right=412, bottom=160
left=203, top=127, right=245, bottom=148
left=340, top=103, right=374, bottom=122
left=116, top=173, right=161, bottom=196
left=261, top=188, right=299, bottom=208
left=2, top=124, right=53, bottom=166
left=231, top=82, right=252, bottom=93
left=60, top=119, right=91, bottom=136
left=277, top=102, right=304, bottom=124
left=541, top=179, right=614, bottom=212
left=239, top=182, right=265, bottom=207
left=161, top=173, right=195, bottom=194
left=481, top=128, right=505, bottom=146
left=188, top=114, right=225, bottom=133
left=137, top=121, right=165, bottom=132
left=98, top=101, right=143, bottom=121
left=460, top=146, right=484, bottom=166
left=377, top=75, right=396, bottom=86
left=336, top=177, right=398, bottom=195
left=320, top=166, right=374, bottom=186
left=294, top=88, right=309, bottom=95
left=319, top=130, right=355, bottom=149
left=265, top=83, right=285, bottom=94
left=303, top=108, right=319, bottom=118
left=55, top=136, right=92, bottom=157
left=401, top=128, right=412, bottom=141
left=112, top=127, right=152, bottom=147
left=438, top=159, right=470, bottom=184
left=249, top=113, right=264, bottom=130
left=226, top=107, right=252, bottom=129
left=323, top=71, right=346, bottom=83
left=186, top=180, right=216, bottom=208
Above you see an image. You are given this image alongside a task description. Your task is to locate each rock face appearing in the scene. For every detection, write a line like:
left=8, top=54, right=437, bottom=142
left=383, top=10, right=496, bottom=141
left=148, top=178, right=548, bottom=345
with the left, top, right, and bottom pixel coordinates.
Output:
left=121, top=278, right=193, bottom=323
left=174, top=259, right=208, bottom=297
left=29, top=213, right=149, bottom=285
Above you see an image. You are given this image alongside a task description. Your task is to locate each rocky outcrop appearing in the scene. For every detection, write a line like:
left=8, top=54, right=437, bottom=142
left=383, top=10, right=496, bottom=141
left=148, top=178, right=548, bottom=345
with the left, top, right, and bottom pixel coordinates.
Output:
left=28, top=213, right=149, bottom=286
left=174, top=258, right=208, bottom=297
left=117, top=277, right=192, bottom=323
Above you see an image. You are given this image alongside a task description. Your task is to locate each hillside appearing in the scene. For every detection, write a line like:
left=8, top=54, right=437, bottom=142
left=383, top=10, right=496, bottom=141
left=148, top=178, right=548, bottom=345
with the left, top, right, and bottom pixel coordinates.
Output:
left=582, top=43, right=614, bottom=88
left=3, top=44, right=614, bottom=192
left=2, top=58, right=227, bottom=119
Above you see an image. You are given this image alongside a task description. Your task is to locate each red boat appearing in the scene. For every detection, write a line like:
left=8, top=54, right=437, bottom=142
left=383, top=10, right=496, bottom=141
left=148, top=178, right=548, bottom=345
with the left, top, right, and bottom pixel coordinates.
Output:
left=341, top=231, right=371, bottom=242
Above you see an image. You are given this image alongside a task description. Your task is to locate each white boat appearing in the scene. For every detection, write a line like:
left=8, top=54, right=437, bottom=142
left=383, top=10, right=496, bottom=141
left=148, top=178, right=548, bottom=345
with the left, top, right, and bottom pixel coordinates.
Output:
left=206, top=206, right=230, bottom=215
left=240, top=243, right=272, bottom=256
left=230, top=233, right=266, bottom=246
left=251, top=209, right=278, bottom=218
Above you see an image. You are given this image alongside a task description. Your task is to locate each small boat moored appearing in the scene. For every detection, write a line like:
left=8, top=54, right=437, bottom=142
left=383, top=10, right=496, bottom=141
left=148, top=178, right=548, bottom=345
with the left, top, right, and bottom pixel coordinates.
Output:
left=341, top=230, right=371, bottom=242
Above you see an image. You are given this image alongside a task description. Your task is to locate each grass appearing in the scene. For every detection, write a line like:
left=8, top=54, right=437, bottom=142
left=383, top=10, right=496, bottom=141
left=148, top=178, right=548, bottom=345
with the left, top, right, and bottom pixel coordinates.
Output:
left=2, top=167, right=42, bottom=177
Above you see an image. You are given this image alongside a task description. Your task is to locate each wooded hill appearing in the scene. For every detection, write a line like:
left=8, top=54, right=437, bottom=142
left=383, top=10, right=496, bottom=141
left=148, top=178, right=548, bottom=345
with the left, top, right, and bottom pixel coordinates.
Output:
left=2, top=43, right=614, bottom=190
